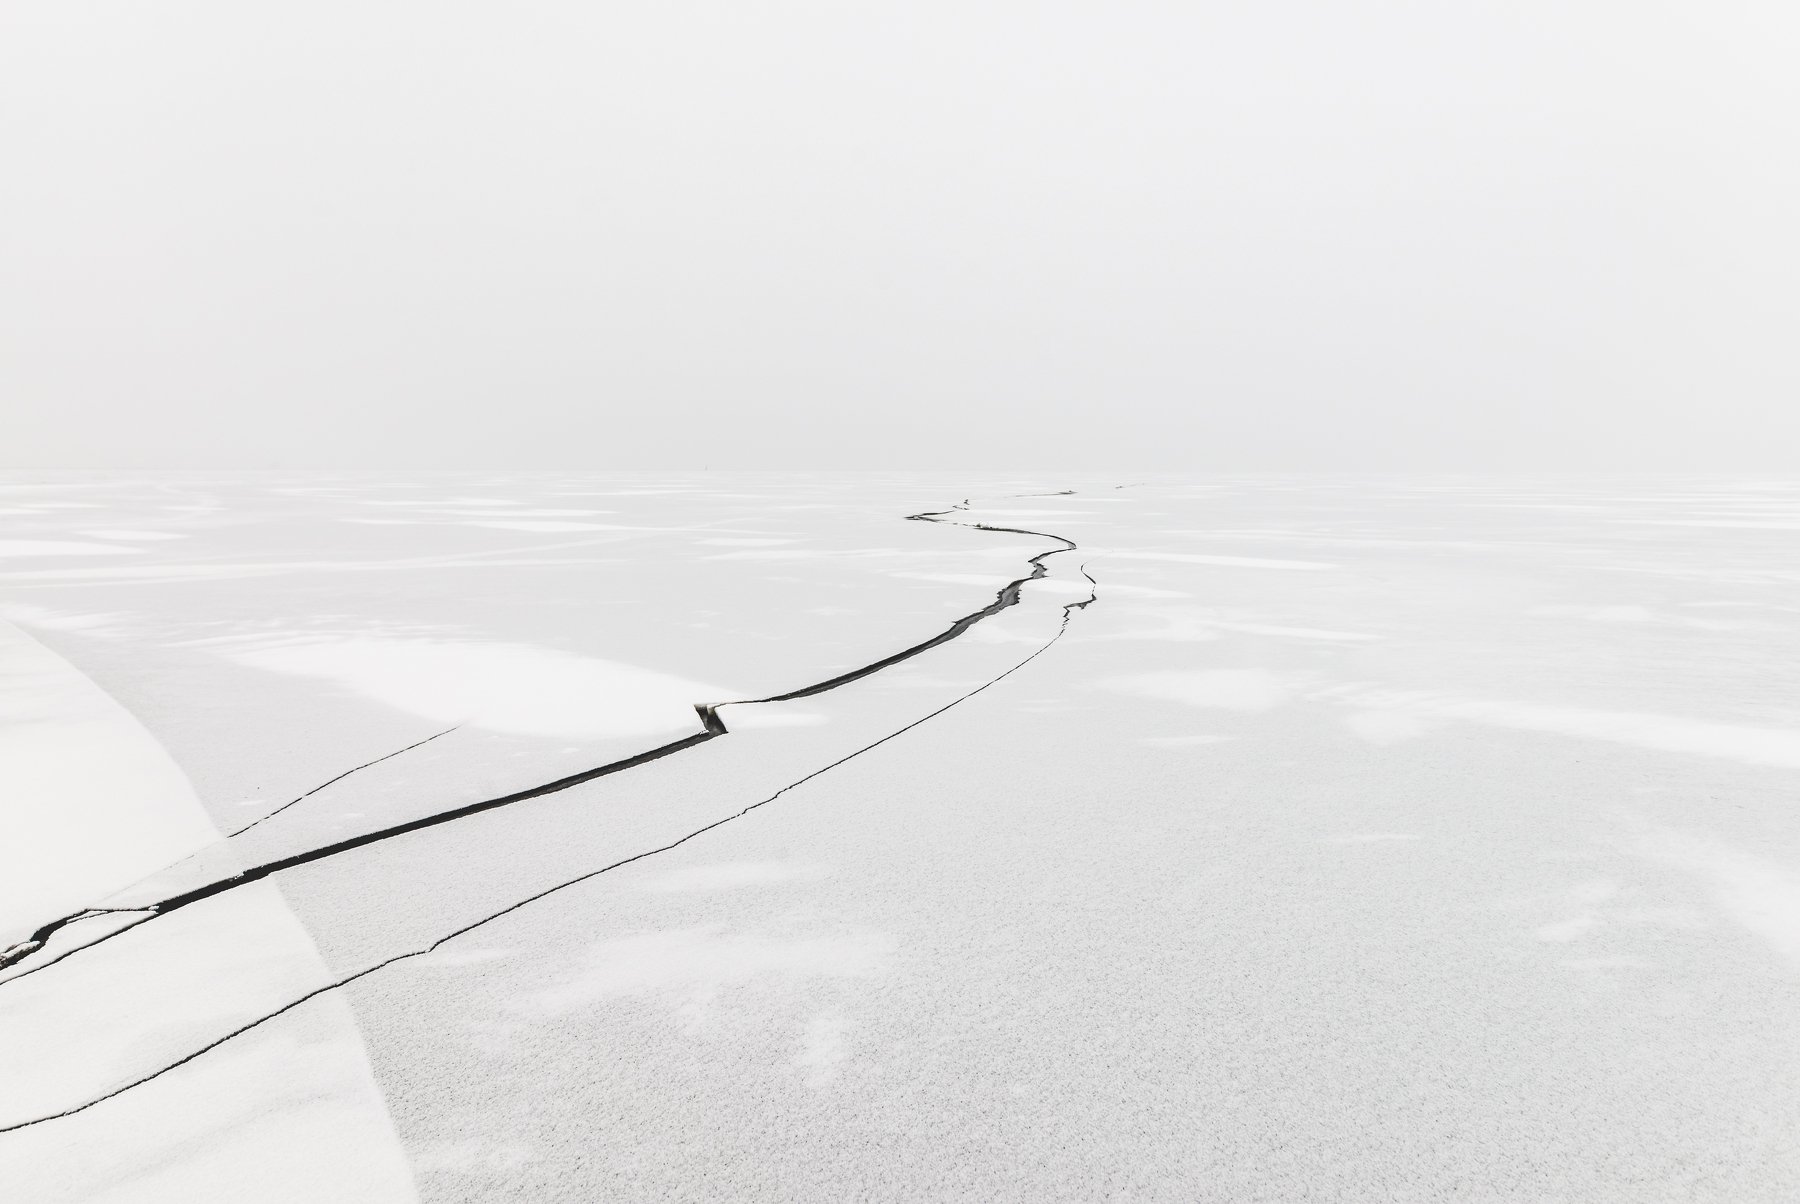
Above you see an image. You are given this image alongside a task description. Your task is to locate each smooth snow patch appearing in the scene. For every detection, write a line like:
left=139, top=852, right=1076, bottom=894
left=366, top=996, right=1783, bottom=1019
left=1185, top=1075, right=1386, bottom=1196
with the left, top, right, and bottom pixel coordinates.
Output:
left=1103, top=669, right=1292, bottom=711
left=76, top=530, right=188, bottom=542
left=968, top=509, right=1093, bottom=519
left=1094, top=583, right=1193, bottom=599
left=554, top=488, right=695, bottom=496
left=1106, top=552, right=1338, bottom=571
left=229, top=638, right=732, bottom=740
left=0, top=604, right=130, bottom=635
left=889, top=571, right=1013, bottom=588
left=1219, top=621, right=1376, bottom=641
left=1531, top=604, right=1742, bottom=629
left=1028, top=578, right=1101, bottom=598
left=695, top=537, right=796, bottom=547
left=467, top=520, right=626, bottom=532
left=0, top=621, right=420, bottom=1200
left=0, top=540, right=142, bottom=558
left=0, top=620, right=213, bottom=930
left=1140, top=734, right=1235, bottom=747
left=1105, top=615, right=1220, bottom=642
left=1616, top=519, right=1800, bottom=529
left=1325, top=833, right=1422, bottom=844
left=446, top=509, right=613, bottom=518
left=722, top=702, right=829, bottom=730
left=968, top=618, right=1047, bottom=645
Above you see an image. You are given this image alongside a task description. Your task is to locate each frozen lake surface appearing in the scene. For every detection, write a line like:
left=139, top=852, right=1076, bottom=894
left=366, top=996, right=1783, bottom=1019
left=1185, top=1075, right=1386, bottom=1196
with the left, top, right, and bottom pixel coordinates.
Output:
left=3, top=473, right=1798, bottom=1201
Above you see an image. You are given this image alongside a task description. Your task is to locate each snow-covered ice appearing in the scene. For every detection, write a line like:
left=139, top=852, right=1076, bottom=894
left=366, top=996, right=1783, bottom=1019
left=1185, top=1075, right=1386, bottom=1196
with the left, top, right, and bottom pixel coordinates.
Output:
left=3, top=473, right=1799, bottom=1201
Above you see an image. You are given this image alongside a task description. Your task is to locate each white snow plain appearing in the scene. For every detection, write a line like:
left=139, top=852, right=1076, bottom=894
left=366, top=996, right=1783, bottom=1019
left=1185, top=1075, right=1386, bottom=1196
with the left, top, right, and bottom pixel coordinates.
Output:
left=2, top=473, right=1799, bottom=1201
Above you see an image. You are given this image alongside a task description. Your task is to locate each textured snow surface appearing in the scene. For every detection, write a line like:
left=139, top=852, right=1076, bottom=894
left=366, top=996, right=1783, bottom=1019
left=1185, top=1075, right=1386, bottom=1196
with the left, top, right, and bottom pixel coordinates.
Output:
left=0, top=617, right=418, bottom=1203
left=3, top=473, right=1799, bottom=1201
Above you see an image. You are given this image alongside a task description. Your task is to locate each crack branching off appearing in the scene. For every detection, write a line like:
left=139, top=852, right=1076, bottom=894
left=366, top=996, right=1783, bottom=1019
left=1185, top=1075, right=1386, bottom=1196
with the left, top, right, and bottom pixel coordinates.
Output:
left=0, top=727, right=461, bottom=976
left=0, top=911, right=156, bottom=989
left=0, top=561, right=1098, bottom=1134
left=227, top=724, right=463, bottom=838
left=0, top=496, right=1080, bottom=986
left=1, top=499, right=1078, bottom=980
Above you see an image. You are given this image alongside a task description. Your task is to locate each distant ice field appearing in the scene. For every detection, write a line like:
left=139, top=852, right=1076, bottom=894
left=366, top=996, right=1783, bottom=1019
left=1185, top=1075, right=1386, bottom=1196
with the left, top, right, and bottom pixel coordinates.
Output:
left=2, top=473, right=1798, bottom=1202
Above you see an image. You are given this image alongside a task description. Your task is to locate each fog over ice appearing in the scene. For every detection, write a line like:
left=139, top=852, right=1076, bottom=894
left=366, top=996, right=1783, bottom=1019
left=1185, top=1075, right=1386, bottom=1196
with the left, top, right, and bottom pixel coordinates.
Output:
left=3, top=1, right=1796, bottom=470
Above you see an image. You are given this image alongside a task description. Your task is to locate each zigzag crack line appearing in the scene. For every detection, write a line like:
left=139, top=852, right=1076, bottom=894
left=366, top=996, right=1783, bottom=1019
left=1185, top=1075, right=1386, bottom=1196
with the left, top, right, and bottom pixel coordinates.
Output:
left=0, top=499, right=1080, bottom=978
left=0, top=576, right=1097, bottom=1133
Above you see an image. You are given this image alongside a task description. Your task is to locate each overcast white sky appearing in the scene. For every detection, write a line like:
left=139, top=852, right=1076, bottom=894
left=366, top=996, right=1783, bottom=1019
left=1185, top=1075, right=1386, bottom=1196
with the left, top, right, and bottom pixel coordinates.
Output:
left=3, top=2, right=1795, bottom=470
